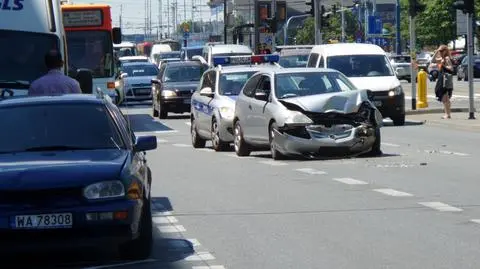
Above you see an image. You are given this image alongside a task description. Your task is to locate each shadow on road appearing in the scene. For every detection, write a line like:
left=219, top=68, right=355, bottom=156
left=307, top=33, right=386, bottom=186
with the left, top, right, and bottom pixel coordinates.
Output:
left=164, top=114, right=190, bottom=120
left=382, top=119, right=425, bottom=127
left=125, top=114, right=174, bottom=133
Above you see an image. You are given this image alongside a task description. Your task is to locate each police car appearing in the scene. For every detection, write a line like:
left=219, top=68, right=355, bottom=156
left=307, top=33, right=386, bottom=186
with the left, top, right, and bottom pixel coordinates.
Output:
left=190, top=54, right=281, bottom=151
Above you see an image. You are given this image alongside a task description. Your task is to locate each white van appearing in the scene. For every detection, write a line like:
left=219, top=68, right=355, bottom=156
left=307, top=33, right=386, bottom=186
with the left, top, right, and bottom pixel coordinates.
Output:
left=200, top=44, right=253, bottom=66
left=114, top=41, right=137, bottom=57
left=307, top=43, right=405, bottom=126
left=150, top=44, right=172, bottom=65
left=0, top=0, right=68, bottom=97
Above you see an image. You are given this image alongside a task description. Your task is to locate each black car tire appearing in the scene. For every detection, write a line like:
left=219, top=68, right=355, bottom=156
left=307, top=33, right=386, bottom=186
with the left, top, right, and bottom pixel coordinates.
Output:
left=158, top=102, right=168, bottom=119
left=118, top=198, right=153, bottom=261
left=269, top=122, right=285, bottom=160
left=457, top=74, right=462, bottom=81
left=211, top=118, right=229, bottom=152
left=233, top=121, right=251, bottom=157
left=191, top=118, right=206, bottom=148
left=391, top=114, right=405, bottom=126
left=464, top=75, right=468, bottom=81
left=152, top=100, right=159, bottom=117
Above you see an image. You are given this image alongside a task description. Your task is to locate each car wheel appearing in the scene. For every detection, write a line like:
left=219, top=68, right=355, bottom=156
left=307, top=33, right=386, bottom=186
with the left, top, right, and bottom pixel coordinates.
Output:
left=191, top=118, right=206, bottom=148
left=406, top=78, right=411, bottom=83
left=233, top=121, right=251, bottom=156
left=269, top=122, right=285, bottom=160
left=211, top=118, right=229, bottom=152
left=158, top=102, right=168, bottom=119
left=152, top=99, right=159, bottom=117
left=391, top=114, right=405, bottom=126
left=118, top=198, right=153, bottom=260
left=457, top=74, right=462, bottom=81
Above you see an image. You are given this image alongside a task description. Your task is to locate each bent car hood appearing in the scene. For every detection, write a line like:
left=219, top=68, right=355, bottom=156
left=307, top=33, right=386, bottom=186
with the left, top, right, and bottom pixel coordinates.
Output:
left=0, top=149, right=128, bottom=190
left=280, top=90, right=371, bottom=114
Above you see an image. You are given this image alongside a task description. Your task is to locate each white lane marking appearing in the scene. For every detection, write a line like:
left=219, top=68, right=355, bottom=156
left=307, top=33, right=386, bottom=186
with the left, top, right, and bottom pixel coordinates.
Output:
left=172, top=143, right=191, bottom=147
left=470, top=219, right=480, bottom=224
left=157, top=225, right=187, bottom=233
left=439, top=150, right=469, bottom=156
left=192, top=265, right=225, bottom=269
left=373, top=188, right=413, bottom=197
left=224, top=153, right=254, bottom=159
left=156, top=138, right=168, bottom=143
left=259, top=160, right=288, bottom=166
left=152, top=211, right=172, bottom=216
left=418, top=202, right=463, bottom=212
left=81, top=259, right=157, bottom=269
left=332, top=177, right=368, bottom=185
left=197, top=148, right=213, bottom=152
left=185, top=121, right=192, bottom=126
left=187, top=238, right=202, bottom=247
left=152, top=216, right=178, bottom=224
left=185, top=252, right=216, bottom=261
left=135, top=130, right=178, bottom=136
left=295, top=168, right=327, bottom=175
left=381, top=142, right=400, bottom=147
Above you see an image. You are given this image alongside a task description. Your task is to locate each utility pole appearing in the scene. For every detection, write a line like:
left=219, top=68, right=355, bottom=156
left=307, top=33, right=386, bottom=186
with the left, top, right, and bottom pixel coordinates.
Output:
left=271, top=0, right=276, bottom=51
left=192, top=0, right=195, bottom=33
left=408, top=0, right=425, bottom=110
left=167, top=0, right=170, bottom=37
left=223, top=0, right=227, bottom=43
left=119, top=4, right=123, bottom=29
left=454, top=0, right=476, bottom=119
left=341, top=0, right=345, bottom=42
left=184, top=0, right=187, bottom=24
left=395, top=0, right=401, bottom=54
left=314, top=0, right=322, bottom=44
left=158, top=0, right=162, bottom=39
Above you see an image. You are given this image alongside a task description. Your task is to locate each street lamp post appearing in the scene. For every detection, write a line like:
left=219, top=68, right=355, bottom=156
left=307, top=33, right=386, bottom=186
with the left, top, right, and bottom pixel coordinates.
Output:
left=223, top=0, right=227, bottom=43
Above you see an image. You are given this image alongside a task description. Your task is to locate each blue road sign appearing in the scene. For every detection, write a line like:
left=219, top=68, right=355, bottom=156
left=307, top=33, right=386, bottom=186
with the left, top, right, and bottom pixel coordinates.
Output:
left=368, top=15, right=382, bottom=35
left=183, top=32, right=190, bottom=39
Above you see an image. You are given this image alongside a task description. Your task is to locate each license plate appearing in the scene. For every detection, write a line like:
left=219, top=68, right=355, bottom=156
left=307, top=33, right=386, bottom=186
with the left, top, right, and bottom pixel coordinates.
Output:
left=13, top=213, right=73, bottom=229
left=374, top=101, right=382, bottom=107
left=136, top=89, right=150, bottom=95
left=183, top=98, right=191, bottom=104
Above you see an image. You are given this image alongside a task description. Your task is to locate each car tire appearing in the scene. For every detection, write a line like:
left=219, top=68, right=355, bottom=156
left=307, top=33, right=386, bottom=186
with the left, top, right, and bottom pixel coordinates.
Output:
left=191, top=118, right=206, bottom=148
left=406, top=78, right=411, bottom=83
left=158, top=102, right=168, bottom=119
left=233, top=121, right=251, bottom=157
left=152, top=100, right=159, bottom=117
left=118, top=198, right=153, bottom=261
left=457, top=74, right=461, bottom=81
left=211, top=118, right=229, bottom=152
left=464, top=75, right=468, bottom=81
left=269, top=122, right=285, bottom=160
left=391, top=114, right=405, bottom=126
left=370, top=128, right=382, bottom=156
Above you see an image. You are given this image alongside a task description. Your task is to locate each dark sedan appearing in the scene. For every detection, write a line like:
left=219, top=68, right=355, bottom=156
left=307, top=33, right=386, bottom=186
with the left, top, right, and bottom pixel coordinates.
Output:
left=457, top=55, right=480, bottom=81
left=152, top=60, right=207, bottom=119
left=0, top=95, right=157, bottom=260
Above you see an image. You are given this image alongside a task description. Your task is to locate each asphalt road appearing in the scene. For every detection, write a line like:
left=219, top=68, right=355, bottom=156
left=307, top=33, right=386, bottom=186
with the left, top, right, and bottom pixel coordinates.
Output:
left=7, top=101, right=480, bottom=269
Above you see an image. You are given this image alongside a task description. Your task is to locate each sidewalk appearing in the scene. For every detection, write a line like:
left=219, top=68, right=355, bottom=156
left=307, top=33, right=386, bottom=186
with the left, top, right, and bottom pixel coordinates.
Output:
left=407, top=112, right=480, bottom=132
left=404, top=96, right=479, bottom=115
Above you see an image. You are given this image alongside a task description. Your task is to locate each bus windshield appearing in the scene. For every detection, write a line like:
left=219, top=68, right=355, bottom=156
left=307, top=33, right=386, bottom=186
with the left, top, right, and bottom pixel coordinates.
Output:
left=66, top=31, right=114, bottom=78
left=0, top=30, right=59, bottom=86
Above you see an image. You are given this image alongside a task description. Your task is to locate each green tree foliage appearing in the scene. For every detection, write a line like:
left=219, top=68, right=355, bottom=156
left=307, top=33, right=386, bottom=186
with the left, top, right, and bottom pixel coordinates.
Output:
left=295, top=17, right=315, bottom=44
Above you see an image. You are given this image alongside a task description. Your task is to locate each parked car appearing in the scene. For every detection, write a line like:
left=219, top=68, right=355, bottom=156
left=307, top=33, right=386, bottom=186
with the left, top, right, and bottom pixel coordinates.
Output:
left=0, top=94, right=157, bottom=259
left=457, top=55, right=480, bottom=81
left=277, top=45, right=313, bottom=68
left=152, top=60, right=207, bottom=118
left=117, top=62, right=159, bottom=103
left=233, top=68, right=383, bottom=160
left=389, top=55, right=411, bottom=82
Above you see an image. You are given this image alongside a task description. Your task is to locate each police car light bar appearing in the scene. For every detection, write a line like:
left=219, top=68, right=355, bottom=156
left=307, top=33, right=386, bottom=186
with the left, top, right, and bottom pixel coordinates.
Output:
left=251, top=54, right=280, bottom=64
left=212, top=56, right=252, bottom=66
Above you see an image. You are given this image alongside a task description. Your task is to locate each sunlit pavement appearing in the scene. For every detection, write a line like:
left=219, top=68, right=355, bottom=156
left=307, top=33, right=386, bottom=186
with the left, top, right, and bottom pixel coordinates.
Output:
left=6, top=100, right=480, bottom=269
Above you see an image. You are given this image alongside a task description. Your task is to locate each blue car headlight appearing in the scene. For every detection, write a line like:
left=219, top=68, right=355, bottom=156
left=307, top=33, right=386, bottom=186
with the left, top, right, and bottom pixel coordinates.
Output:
left=83, top=180, right=125, bottom=200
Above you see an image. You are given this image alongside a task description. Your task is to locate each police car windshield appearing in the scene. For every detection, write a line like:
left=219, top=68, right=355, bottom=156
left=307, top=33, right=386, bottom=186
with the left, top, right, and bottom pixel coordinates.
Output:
left=219, top=72, right=256, bottom=96
left=0, top=30, right=59, bottom=85
left=186, top=48, right=203, bottom=59
left=123, top=65, right=158, bottom=77
left=66, top=31, right=114, bottom=78
left=327, top=55, right=394, bottom=77
left=279, top=55, right=309, bottom=68
left=164, top=65, right=203, bottom=82
left=0, top=104, right=124, bottom=153
left=275, top=72, right=356, bottom=99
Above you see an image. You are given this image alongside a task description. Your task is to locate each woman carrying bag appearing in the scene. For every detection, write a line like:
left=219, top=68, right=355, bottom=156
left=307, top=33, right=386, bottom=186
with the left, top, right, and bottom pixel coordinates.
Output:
left=433, top=45, right=454, bottom=119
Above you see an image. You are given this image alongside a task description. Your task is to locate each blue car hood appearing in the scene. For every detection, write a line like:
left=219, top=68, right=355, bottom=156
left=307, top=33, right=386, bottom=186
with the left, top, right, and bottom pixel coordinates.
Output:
left=0, top=149, right=128, bottom=190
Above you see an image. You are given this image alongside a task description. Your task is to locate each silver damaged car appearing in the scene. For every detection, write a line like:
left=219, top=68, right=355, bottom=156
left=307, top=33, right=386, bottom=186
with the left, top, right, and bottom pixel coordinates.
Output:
left=233, top=69, right=383, bottom=160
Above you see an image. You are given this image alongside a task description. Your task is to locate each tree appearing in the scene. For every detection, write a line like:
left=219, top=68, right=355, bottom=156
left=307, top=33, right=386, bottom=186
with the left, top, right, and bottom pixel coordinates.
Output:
left=295, top=17, right=315, bottom=44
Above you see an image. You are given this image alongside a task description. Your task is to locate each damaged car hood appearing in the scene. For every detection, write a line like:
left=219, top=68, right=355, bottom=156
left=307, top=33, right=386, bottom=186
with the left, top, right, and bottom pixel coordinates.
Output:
left=279, top=90, right=371, bottom=113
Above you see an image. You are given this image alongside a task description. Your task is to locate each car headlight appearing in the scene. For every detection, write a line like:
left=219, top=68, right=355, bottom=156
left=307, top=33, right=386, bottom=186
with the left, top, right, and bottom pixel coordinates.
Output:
left=219, top=106, right=234, bottom=119
left=388, top=86, right=403, bottom=97
left=83, top=180, right=125, bottom=200
left=284, top=111, right=313, bottom=125
left=161, top=90, right=177, bottom=97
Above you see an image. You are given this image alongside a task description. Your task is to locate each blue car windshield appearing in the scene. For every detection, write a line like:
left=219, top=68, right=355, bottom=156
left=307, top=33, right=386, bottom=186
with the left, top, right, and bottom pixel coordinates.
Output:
left=164, top=65, right=203, bottom=82
left=219, top=72, right=256, bottom=96
left=0, top=104, right=124, bottom=153
left=123, top=65, right=158, bottom=77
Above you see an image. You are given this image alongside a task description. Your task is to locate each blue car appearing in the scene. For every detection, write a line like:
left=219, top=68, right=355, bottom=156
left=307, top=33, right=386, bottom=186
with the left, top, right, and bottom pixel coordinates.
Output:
left=0, top=94, right=157, bottom=260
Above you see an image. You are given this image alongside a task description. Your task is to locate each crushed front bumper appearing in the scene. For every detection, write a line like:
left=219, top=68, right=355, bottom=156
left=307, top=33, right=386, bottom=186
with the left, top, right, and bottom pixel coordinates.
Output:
left=274, top=124, right=377, bottom=157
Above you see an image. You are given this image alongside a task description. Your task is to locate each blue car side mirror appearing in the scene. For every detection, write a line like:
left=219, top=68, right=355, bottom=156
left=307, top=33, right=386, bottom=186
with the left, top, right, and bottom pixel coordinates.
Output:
left=134, top=136, right=157, bottom=152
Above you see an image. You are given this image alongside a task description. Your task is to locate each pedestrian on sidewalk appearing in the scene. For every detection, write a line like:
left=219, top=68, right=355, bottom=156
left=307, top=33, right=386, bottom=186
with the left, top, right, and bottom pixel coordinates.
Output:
left=433, top=45, right=454, bottom=119
left=28, top=50, right=82, bottom=96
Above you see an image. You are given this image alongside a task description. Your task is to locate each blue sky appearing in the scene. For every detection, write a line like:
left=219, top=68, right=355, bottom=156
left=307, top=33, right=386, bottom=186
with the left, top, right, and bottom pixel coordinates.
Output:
left=73, top=0, right=218, bottom=34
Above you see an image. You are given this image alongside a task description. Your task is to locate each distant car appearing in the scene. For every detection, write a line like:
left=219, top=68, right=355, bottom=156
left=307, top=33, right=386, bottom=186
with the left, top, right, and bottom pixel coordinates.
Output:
left=152, top=60, right=207, bottom=118
left=119, top=56, right=149, bottom=64
left=0, top=94, right=157, bottom=259
left=154, top=51, right=181, bottom=67
left=457, top=55, right=480, bottom=81
left=233, top=68, right=383, bottom=159
left=190, top=54, right=282, bottom=151
left=180, top=46, right=203, bottom=60
left=118, top=62, right=159, bottom=103
left=389, top=55, right=411, bottom=82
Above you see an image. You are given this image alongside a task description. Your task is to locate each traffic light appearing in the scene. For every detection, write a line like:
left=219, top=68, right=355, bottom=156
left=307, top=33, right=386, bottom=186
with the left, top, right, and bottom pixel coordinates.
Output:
left=453, top=0, right=474, bottom=14
left=265, top=17, right=277, bottom=33
left=332, top=4, right=337, bottom=14
left=320, top=5, right=329, bottom=27
left=408, top=0, right=426, bottom=17
left=305, top=0, right=314, bottom=16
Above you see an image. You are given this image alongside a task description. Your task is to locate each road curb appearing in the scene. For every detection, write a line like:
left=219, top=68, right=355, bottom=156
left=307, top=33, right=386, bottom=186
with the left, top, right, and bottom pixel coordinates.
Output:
left=406, top=108, right=470, bottom=115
